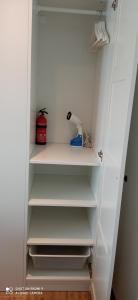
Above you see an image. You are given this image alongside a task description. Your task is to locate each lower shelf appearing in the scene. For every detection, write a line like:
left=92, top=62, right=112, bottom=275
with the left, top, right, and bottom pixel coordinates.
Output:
left=26, top=259, right=91, bottom=291
left=27, top=207, right=95, bottom=246
left=26, top=260, right=90, bottom=281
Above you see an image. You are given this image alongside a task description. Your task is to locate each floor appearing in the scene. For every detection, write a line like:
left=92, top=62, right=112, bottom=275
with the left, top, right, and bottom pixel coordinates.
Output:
left=0, top=292, right=91, bottom=300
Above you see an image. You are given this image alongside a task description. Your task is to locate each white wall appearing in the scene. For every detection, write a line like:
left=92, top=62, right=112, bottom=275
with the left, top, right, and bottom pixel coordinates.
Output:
left=0, top=0, right=31, bottom=289
left=113, top=69, right=138, bottom=300
left=36, top=13, right=97, bottom=144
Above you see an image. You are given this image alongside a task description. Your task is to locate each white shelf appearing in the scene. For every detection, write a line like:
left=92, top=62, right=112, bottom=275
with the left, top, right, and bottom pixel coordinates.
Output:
left=30, top=144, right=100, bottom=166
left=38, top=6, right=101, bottom=16
left=27, top=207, right=95, bottom=246
left=38, top=0, right=105, bottom=12
left=29, top=174, right=97, bottom=208
left=26, top=260, right=90, bottom=281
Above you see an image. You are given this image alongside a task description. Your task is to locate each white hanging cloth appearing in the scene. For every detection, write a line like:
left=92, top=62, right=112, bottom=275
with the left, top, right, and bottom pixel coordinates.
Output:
left=89, top=21, right=109, bottom=52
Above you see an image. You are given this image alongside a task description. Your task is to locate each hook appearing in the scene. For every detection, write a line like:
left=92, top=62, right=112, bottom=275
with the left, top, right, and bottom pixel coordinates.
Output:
left=112, top=0, right=118, bottom=11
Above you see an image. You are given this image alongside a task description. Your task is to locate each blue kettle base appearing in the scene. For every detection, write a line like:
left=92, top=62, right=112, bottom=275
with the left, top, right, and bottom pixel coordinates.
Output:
left=70, top=134, right=83, bottom=147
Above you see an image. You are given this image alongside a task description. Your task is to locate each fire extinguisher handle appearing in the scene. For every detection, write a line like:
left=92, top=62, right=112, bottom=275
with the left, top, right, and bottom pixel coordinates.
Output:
left=39, top=108, right=48, bottom=114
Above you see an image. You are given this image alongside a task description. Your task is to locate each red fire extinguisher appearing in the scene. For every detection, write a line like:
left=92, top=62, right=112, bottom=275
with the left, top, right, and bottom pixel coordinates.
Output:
left=36, top=108, right=48, bottom=145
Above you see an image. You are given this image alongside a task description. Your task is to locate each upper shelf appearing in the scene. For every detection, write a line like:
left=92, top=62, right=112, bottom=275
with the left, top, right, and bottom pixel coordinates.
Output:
left=38, top=0, right=106, bottom=16
left=38, top=6, right=101, bottom=16
left=38, top=0, right=106, bottom=11
left=30, top=143, right=100, bottom=166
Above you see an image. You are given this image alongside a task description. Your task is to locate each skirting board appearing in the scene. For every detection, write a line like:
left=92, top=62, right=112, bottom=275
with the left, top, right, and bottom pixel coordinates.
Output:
left=89, top=282, right=96, bottom=300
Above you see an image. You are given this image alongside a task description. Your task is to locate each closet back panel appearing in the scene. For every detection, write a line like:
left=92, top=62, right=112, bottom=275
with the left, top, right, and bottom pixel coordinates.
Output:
left=36, top=14, right=97, bottom=144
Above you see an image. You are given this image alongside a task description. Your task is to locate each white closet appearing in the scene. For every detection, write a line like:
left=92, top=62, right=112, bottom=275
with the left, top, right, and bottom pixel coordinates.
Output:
left=0, top=0, right=138, bottom=299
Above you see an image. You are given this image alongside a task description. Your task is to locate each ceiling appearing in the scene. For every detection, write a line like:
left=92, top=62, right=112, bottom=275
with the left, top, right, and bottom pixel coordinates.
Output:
left=38, top=0, right=106, bottom=11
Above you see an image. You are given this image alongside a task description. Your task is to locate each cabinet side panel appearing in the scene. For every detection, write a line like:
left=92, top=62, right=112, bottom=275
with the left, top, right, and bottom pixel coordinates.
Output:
left=0, top=0, right=31, bottom=289
left=30, top=0, right=38, bottom=155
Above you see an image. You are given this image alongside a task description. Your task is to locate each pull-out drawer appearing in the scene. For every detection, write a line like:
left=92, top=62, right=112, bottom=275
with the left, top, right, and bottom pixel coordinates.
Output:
left=29, top=245, right=91, bottom=270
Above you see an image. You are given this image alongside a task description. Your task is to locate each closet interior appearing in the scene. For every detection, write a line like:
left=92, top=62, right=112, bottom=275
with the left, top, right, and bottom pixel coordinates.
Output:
left=27, top=0, right=112, bottom=290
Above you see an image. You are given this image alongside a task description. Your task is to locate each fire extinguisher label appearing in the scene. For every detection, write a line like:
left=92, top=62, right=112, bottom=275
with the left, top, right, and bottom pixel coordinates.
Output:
left=36, top=128, right=47, bottom=144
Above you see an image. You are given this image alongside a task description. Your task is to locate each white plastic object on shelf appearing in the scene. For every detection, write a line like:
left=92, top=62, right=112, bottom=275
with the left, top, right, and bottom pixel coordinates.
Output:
left=29, top=245, right=90, bottom=270
left=89, top=21, right=109, bottom=52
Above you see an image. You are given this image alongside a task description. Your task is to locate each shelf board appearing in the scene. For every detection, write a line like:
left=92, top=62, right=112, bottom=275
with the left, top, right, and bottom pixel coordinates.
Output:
left=27, top=207, right=95, bottom=246
left=29, top=174, right=97, bottom=208
left=26, top=260, right=90, bottom=281
left=38, top=0, right=106, bottom=12
left=38, top=6, right=101, bottom=16
left=30, top=144, right=100, bottom=166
